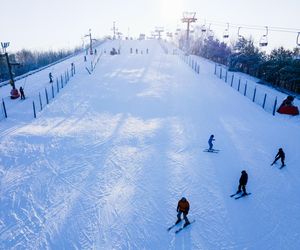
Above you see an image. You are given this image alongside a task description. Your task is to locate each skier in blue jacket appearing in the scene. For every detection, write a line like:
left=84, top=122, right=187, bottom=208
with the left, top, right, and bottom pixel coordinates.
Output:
left=208, top=135, right=215, bottom=151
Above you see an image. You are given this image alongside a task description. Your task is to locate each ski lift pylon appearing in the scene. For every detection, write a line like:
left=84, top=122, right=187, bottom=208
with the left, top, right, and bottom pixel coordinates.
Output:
left=259, top=26, right=268, bottom=47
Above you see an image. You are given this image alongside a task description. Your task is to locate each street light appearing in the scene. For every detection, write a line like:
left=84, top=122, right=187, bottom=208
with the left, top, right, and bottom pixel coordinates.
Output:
left=85, top=29, right=94, bottom=55
left=1, top=42, right=20, bottom=99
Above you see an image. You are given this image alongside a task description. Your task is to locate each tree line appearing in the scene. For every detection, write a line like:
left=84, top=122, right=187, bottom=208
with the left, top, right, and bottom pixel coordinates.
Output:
left=181, top=35, right=300, bottom=94
left=0, top=47, right=82, bottom=83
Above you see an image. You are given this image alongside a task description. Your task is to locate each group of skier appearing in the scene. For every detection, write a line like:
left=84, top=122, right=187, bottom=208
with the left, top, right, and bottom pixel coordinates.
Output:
left=172, top=135, right=286, bottom=230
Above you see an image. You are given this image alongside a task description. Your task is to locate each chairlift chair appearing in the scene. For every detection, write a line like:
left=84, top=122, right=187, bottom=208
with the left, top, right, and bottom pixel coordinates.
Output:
left=259, top=26, right=268, bottom=47
left=201, top=20, right=207, bottom=32
left=238, top=27, right=243, bottom=38
left=223, top=23, right=229, bottom=39
left=207, top=24, right=213, bottom=38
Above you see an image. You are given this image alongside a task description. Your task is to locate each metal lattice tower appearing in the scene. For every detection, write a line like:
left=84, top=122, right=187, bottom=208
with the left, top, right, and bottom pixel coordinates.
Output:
left=181, top=12, right=197, bottom=53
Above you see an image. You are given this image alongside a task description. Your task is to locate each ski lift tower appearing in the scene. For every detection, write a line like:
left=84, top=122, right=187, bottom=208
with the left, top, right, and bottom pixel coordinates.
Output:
left=155, top=27, right=164, bottom=40
left=112, top=21, right=118, bottom=40
left=85, top=29, right=94, bottom=55
left=181, top=12, right=197, bottom=53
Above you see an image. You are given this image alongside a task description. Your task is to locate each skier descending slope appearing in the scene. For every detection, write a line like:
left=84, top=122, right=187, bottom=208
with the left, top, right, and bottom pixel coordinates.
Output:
left=208, top=134, right=215, bottom=151
left=271, top=148, right=286, bottom=168
left=231, top=170, right=250, bottom=199
left=176, top=197, right=190, bottom=227
left=237, top=170, right=248, bottom=195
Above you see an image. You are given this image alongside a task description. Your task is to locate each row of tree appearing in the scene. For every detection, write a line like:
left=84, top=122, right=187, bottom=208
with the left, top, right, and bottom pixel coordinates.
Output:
left=181, top=35, right=300, bottom=94
left=0, top=47, right=82, bottom=83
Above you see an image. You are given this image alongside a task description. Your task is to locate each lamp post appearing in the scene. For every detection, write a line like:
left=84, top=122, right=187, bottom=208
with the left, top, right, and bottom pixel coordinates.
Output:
left=85, top=29, right=94, bottom=55
left=1, top=42, right=20, bottom=99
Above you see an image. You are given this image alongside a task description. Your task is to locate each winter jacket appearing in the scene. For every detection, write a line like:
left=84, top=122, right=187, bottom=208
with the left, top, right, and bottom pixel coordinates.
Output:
left=276, top=150, right=285, bottom=159
left=239, top=173, right=248, bottom=185
left=177, top=200, right=190, bottom=214
left=208, top=136, right=215, bottom=143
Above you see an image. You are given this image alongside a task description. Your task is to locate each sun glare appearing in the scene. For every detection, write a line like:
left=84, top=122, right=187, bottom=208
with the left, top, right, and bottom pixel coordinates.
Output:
left=161, top=0, right=183, bottom=25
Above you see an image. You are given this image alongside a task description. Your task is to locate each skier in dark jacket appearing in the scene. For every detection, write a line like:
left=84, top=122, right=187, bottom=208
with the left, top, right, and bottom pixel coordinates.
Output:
left=49, top=72, right=53, bottom=83
left=208, top=134, right=215, bottom=150
left=176, top=197, right=190, bottom=226
left=237, top=170, right=248, bottom=195
left=271, top=148, right=285, bottom=167
left=19, top=86, right=25, bottom=100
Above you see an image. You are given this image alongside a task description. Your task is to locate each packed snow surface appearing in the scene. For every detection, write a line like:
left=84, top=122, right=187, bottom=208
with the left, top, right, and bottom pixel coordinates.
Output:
left=0, top=40, right=300, bottom=249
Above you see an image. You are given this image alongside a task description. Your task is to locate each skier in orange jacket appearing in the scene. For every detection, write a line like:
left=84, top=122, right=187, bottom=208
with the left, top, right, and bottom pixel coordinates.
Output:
left=176, top=197, right=190, bottom=227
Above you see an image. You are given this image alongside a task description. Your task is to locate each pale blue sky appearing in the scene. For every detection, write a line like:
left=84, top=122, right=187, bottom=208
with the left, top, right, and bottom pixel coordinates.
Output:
left=0, top=0, right=299, bottom=52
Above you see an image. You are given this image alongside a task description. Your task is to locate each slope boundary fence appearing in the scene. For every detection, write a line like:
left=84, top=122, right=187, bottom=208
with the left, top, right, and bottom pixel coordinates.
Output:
left=214, top=64, right=278, bottom=115
left=32, top=65, right=76, bottom=118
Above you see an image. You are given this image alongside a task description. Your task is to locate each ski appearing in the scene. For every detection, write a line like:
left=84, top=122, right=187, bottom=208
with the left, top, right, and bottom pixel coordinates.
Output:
left=280, top=165, right=286, bottom=169
left=175, top=220, right=195, bottom=234
left=235, top=193, right=251, bottom=200
left=230, top=192, right=241, bottom=198
left=167, top=220, right=182, bottom=231
left=203, top=149, right=220, bottom=153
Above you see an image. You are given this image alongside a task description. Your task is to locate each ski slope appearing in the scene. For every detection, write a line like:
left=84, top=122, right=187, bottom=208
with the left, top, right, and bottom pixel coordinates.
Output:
left=0, top=39, right=300, bottom=249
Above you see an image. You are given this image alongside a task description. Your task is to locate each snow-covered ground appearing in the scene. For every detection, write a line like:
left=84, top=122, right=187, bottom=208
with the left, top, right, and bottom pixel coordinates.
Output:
left=0, top=39, right=300, bottom=249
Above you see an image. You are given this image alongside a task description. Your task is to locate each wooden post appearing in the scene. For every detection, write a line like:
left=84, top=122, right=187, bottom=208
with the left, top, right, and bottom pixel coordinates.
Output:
left=272, top=97, right=278, bottom=116
left=225, top=70, right=228, bottom=82
left=33, top=101, right=36, bottom=118
left=39, top=92, right=43, bottom=111
left=2, top=99, right=7, bottom=118
left=252, top=88, right=257, bottom=102
left=214, top=64, right=217, bottom=75
left=45, top=88, right=49, bottom=104
left=219, top=67, right=222, bottom=79
left=238, top=78, right=241, bottom=91
left=231, top=74, right=234, bottom=87
left=51, top=83, right=54, bottom=98
left=57, top=80, right=59, bottom=93
left=262, top=93, right=267, bottom=109
left=60, top=75, right=63, bottom=88
left=244, top=83, right=247, bottom=96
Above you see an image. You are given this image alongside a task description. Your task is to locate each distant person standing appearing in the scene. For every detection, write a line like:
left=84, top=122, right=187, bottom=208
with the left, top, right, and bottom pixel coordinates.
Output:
left=208, top=134, right=215, bottom=151
left=19, top=86, right=25, bottom=100
left=49, top=72, right=53, bottom=83
left=71, top=63, right=75, bottom=76
left=271, top=148, right=285, bottom=168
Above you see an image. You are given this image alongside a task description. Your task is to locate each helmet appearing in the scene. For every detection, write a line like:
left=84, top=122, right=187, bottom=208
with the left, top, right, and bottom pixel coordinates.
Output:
left=181, top=197, right=186, bottom=201
left=241, top=170, right=246, bottom=174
